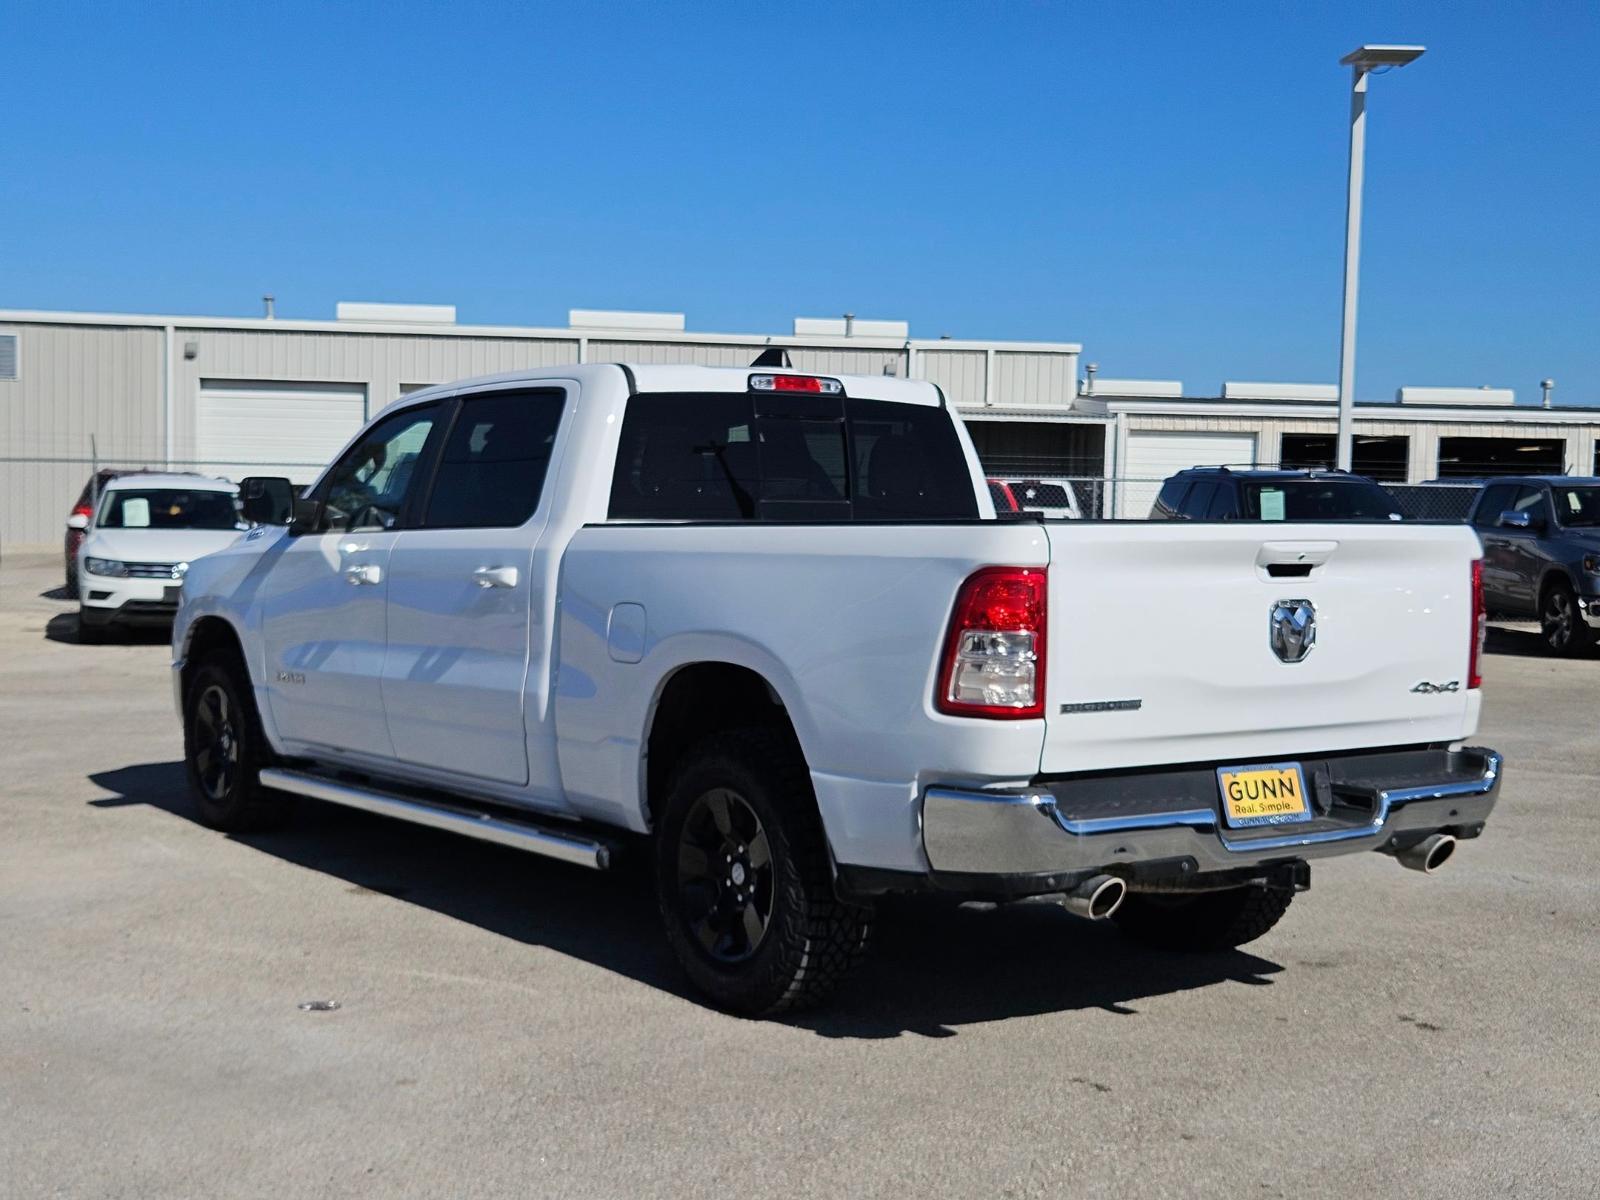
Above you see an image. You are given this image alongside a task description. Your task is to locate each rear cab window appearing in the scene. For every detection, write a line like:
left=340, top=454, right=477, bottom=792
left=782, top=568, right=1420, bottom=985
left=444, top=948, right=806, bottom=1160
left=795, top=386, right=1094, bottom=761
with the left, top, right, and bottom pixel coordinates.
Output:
left=608, top=390, right=978, bottom=522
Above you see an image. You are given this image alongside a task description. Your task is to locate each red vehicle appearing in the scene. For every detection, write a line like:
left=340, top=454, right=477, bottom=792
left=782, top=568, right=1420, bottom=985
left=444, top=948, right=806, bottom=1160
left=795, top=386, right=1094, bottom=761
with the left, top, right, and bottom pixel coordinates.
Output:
left=63, top=470, right=125, bottom=599
left=986, top=478, right=1021, bottom=514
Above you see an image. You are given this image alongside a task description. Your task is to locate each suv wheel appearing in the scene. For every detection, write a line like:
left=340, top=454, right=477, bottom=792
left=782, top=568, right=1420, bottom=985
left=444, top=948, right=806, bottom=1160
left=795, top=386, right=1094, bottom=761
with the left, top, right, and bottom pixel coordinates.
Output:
left=183, top=654, right=289, bottom=831
left=655, top=730, right=871, bottom=1016
left=1541, top=581, right=1595, bottom=656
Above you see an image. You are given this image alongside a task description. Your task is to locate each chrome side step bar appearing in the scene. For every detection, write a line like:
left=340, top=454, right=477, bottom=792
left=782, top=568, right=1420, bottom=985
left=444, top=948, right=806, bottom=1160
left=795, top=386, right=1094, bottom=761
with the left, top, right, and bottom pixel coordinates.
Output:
left=258, top=768, right=612, bottom=870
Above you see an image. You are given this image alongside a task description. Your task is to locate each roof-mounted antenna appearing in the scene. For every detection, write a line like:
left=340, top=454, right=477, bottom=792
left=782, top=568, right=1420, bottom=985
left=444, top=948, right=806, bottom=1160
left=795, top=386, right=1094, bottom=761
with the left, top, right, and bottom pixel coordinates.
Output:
left=750, top=347, right=792, bottom=368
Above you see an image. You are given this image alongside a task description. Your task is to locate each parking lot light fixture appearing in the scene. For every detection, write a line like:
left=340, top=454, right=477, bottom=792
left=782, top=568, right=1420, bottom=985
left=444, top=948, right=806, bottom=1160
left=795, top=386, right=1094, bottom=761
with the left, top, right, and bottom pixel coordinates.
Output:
left=1335, top=43, right=1426, bottom=472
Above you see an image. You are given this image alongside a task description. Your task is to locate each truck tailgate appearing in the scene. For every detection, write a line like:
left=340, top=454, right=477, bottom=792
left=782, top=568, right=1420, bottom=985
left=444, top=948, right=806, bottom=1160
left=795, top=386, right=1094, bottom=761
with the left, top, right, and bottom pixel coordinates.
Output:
left=1040, top=522, right=1482, bottom=774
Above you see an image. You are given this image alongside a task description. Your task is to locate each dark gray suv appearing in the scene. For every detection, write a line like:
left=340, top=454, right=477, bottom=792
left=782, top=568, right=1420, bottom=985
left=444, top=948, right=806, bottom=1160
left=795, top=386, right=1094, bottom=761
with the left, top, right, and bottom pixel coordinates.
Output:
left=1468, top=476, right=1600, bottom=655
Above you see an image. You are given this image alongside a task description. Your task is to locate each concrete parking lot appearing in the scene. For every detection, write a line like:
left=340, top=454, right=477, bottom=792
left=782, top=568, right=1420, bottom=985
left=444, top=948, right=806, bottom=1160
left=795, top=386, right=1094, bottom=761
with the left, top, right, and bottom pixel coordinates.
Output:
left=3, top=548, right=1597, bottom=1199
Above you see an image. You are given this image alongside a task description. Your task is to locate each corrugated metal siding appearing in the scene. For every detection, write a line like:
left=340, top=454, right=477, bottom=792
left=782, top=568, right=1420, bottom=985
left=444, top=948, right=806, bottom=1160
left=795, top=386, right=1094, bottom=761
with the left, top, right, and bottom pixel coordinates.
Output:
left=918, top=348, right=986, bottom=408
left=1, top=322, right=164, bottom=544
left=994, top=351, right=1077, bottom=408
left=170, top=329, right=581, bottom=458
left=585, top=341, right=754, bottom=367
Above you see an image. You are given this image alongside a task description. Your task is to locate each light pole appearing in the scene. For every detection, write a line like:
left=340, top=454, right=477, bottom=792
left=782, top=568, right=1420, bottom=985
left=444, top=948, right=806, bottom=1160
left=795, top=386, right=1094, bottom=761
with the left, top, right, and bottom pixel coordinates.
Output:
left=1335, top=44, right=1426, bottom=471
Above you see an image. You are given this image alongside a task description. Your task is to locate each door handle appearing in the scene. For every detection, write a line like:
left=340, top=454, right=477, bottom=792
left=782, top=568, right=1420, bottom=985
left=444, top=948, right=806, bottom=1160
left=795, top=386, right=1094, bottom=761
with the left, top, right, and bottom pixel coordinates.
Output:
left=473, top=566, right=519, bottom=589
left=344, top=563, right=383, bottom=586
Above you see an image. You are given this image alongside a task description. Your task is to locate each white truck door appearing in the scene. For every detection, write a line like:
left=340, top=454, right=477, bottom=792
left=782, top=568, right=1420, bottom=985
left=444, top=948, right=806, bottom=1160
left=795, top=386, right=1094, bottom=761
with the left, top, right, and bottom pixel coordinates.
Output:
left=381, top=387, right=568, bottom=790
left=258, top=402, right=446, bottom=760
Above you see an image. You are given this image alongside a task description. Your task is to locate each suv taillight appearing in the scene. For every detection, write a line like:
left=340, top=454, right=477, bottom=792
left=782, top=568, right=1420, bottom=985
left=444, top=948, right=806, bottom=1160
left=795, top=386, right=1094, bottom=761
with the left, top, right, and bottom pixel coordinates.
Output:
left=936, top=567, right=1046, bottom=719
left=1468, top=558, right=1485, bottom=689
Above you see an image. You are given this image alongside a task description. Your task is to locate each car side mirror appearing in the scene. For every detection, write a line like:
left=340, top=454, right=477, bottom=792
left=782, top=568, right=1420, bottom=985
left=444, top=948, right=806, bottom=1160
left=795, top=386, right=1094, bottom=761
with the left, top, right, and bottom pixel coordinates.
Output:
left=1497, top=510, right=1536, bottom=530
left=239, top=476, right=295, bottom=526
left=66, top=512, right=90, bottom=531
left=290, top=495, right=322, bottom=535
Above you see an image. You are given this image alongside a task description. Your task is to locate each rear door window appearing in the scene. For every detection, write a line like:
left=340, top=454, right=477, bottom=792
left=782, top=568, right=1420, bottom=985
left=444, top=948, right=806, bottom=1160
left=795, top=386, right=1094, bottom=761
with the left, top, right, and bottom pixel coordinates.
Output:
left=1150, top=478, right=1190, bottom=519
left=422, top=389, right=566, bottom=529
left=1178, top=481, right=1216, bottom=519
left=1205, top=483, right=1237, bottom=520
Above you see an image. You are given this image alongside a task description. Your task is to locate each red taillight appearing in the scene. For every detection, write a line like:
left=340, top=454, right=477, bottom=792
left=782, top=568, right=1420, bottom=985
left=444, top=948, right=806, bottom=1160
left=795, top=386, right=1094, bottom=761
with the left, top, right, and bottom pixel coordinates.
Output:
left=71, top=503, right=93, bottom=518
left=748, top=373, right=843, bottom=395
left=1468, top=558, right=1485, bottom=689
left=936, top=567, right=1047, bottom=719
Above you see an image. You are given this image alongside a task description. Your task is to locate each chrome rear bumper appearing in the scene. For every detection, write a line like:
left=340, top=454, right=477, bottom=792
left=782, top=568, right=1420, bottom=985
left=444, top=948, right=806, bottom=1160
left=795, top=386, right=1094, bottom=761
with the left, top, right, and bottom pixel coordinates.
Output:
left=922, top=747, right=1502, bottom=878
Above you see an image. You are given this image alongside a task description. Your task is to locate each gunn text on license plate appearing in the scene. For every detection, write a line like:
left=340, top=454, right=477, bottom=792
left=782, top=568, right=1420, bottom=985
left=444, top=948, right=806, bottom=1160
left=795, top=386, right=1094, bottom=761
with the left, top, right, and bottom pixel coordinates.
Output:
left=1215, top=762, right=1312, bottom=828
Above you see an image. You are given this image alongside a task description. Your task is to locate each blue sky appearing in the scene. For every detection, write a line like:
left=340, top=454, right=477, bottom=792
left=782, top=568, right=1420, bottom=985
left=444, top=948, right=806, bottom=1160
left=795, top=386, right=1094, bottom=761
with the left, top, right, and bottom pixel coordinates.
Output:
left=5, top=1, right=1597, bottom=402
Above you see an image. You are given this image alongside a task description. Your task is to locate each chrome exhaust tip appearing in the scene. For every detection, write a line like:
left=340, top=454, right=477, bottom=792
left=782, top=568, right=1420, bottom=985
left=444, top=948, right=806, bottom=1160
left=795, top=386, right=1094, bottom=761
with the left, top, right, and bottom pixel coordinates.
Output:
left=1061, top=874, right=1127, bottom=920
left=1396, top=833, right=1457, bottom=874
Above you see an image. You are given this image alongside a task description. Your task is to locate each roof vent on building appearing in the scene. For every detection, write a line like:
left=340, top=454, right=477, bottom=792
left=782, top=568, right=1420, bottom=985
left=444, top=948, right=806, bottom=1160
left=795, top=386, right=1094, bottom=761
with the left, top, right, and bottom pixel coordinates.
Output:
left=792, top=317, right=909, bottom=339
left=1089, top=378, right=1184, bottom=398
left=336, top=302, right=457, bottom=324
left=1222, top=382, right=1338, bottom=402
left=568, top=309, right=686, bottom=332
left=1397, top=386, right=1515, bottom=407
left=0, top=332, right=16, bottom=381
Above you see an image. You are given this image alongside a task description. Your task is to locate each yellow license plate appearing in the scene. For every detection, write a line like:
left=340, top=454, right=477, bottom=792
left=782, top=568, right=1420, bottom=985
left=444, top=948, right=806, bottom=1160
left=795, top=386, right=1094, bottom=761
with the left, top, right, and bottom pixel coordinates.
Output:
left=1216, top=762, right=1312, bottom=828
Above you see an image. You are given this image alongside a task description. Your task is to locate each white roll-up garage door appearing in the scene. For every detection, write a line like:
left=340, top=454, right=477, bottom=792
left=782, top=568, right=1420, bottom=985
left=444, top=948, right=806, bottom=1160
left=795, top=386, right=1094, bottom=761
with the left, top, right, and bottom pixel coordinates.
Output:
left=1118, top=431, right=1258, bottom=518
left=196, top=380, right=368, bottom=485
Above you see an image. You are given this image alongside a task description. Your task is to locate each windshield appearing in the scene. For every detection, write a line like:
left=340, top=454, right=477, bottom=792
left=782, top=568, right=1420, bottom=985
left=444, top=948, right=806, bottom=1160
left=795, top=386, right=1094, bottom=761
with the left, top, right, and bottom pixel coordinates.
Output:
left=1552, top=486, right=1600, bottom=527
left=1239, top=479, right=1402, bottom=521
left=98, top=489, right=241, bottom=530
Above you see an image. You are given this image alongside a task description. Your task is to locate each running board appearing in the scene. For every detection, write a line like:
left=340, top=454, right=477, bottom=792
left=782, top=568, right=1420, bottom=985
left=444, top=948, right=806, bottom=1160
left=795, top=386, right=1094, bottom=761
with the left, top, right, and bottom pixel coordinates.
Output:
left=258, top=768, right=612, bottom=870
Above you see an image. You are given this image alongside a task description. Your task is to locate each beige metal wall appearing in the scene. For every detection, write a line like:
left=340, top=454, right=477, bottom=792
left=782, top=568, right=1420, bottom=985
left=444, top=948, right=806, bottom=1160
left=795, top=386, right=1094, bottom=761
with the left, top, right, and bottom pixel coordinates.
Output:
left=169, top=327, right=583, bottom=459
left=0, top=314, right=1077, bottom=546
left=1, top=321, right=166, bottom=546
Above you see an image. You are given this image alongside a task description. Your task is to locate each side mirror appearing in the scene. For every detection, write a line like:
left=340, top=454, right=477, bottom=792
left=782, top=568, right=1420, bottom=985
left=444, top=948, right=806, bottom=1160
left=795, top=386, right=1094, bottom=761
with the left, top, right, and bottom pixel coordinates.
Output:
left=290, top=494, right=322, bottom=535
left=1497, top=509, right=1536, bottom=530
left=239, top=477, right=295, bottom=526
left=66, top=512, right=90, bottom=531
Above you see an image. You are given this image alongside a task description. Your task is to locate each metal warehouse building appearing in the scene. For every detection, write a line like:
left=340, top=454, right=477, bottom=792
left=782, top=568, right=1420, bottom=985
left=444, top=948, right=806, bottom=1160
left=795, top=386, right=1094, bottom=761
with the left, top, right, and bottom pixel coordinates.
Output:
left=1, top=302, right=1594, bottom=543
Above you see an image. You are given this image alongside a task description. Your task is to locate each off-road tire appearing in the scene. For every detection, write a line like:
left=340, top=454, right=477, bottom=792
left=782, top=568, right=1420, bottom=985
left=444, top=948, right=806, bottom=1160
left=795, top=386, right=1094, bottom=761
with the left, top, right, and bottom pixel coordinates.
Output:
left=1113, top=884, right=1295, bottom=952
left=183, top=652, right=289, bottom=832
left=655, top=730, right=871, bottom=1016
left=1541, top=580, right=1595, bottom=657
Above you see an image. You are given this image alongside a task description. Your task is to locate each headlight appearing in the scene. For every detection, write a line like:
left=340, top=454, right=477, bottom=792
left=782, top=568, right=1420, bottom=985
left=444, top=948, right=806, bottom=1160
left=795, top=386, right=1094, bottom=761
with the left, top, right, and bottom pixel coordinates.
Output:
left=84, top=557, right=129, bottom=577
left=1585, top=554, right=1600, bottom=575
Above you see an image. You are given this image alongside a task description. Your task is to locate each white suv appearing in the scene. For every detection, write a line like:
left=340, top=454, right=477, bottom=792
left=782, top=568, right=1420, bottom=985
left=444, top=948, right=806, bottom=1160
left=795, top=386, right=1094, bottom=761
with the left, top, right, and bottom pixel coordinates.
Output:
left=77, top=473, right=244, bottom=642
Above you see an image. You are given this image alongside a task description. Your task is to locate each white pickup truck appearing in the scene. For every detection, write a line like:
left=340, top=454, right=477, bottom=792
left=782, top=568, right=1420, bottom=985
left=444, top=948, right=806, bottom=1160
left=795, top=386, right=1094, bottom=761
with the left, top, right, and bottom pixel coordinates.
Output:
left=174, top=363, right=1502, bottom=1014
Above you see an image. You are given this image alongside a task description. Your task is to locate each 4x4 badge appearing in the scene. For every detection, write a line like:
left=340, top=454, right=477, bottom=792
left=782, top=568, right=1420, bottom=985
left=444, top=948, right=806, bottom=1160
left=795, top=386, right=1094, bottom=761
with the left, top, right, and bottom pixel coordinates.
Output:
left=1410, top=680, right=1460, bottom=694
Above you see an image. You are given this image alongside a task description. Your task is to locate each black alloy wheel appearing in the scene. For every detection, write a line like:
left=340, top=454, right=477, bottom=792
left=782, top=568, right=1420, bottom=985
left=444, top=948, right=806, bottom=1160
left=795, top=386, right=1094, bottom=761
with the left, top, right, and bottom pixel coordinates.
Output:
left=675, top=787, right=775, bottom=964
left=192, top=682, right=240, bottom=803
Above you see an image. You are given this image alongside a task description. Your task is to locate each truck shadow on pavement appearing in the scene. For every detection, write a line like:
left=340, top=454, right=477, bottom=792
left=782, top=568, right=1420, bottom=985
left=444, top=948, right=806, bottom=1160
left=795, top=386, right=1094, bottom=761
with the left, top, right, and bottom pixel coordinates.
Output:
left=1484, top=625, right=1578, bottom=660
left=43, top=613, right=170, bottom=646
left=89, top=761, right=1286, bottom=1039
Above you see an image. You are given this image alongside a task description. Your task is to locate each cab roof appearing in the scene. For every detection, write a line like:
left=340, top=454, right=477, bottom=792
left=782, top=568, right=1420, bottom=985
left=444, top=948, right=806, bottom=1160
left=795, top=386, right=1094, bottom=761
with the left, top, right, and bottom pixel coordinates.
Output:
left=395, top=362, right=944, bottom=408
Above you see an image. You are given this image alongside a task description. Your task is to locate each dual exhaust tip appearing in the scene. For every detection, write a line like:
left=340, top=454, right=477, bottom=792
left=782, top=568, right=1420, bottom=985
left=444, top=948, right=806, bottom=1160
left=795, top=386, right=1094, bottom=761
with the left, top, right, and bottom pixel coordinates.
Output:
left=1394, top=832, right=1457, bottom=874
left=1056, top=835, right=1455, bottom=922
left=1060, top=873, right=1127, bottom=921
